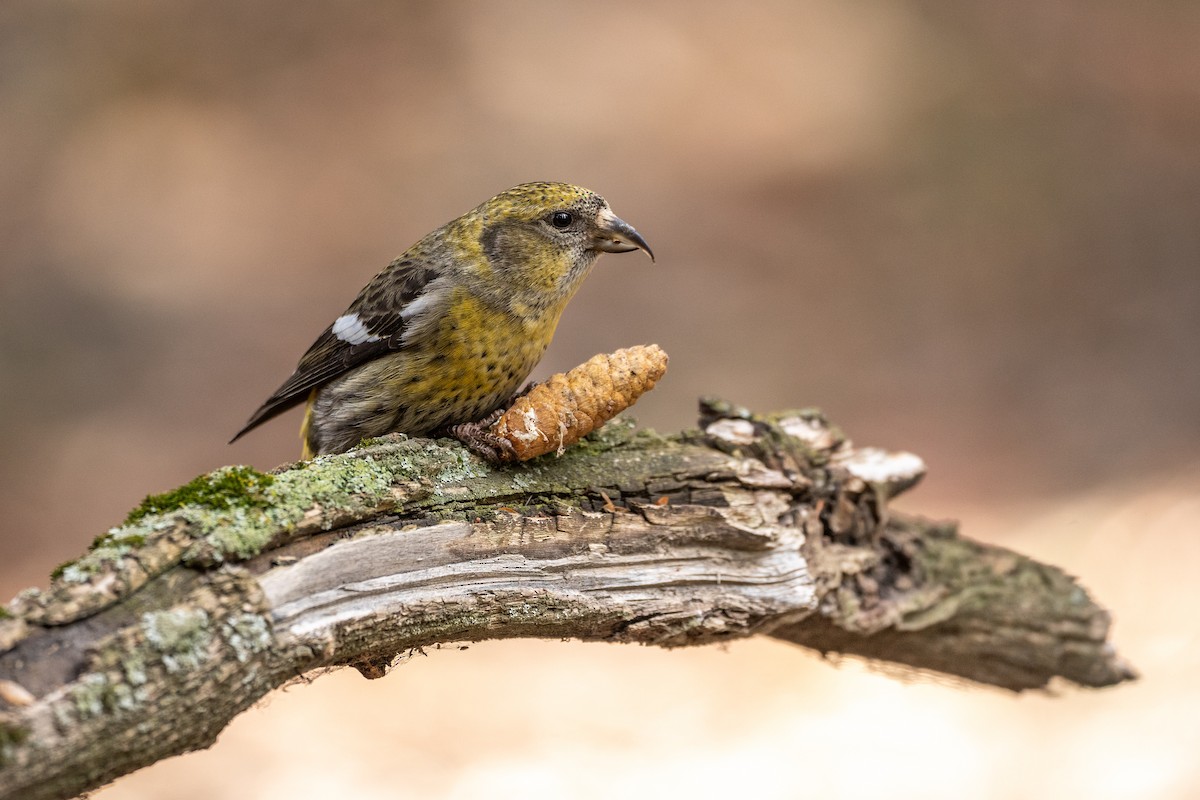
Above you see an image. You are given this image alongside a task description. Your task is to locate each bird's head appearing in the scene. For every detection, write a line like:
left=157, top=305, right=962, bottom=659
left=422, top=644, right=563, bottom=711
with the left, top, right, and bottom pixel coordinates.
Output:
left=466, top=182, right=653, bottom=309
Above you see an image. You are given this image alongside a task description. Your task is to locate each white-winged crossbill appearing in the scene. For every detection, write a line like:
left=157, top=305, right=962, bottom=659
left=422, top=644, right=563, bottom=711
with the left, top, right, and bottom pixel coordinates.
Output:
left=230, top=182, right=653, bottom=460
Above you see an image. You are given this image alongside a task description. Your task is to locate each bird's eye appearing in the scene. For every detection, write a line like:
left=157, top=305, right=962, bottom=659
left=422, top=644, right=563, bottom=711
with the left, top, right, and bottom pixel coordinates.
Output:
left=550, top=211, right=574, bottom=229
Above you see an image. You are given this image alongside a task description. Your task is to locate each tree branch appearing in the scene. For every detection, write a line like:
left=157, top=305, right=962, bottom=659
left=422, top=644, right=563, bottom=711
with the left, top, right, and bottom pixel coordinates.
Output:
left=0, top=402, right=1135, bottom=800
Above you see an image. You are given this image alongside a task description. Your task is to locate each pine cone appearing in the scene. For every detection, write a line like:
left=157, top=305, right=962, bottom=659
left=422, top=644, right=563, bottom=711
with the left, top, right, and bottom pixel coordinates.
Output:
left=489, top=345, right=669, bottom=462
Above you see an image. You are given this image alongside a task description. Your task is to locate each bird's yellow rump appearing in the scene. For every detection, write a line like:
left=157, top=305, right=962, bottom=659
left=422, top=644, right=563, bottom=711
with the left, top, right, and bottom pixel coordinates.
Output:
left=231, top=182, right=653, bottom=461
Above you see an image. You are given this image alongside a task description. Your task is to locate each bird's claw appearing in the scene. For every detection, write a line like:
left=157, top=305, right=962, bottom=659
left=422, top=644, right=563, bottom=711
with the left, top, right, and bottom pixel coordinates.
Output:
left=445, top=414, right=517, bottom=465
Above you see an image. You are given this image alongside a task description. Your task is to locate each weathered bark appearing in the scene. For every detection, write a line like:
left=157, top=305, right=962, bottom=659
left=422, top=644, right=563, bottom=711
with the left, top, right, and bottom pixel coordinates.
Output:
left=0, top=402, right=1134, bottom=800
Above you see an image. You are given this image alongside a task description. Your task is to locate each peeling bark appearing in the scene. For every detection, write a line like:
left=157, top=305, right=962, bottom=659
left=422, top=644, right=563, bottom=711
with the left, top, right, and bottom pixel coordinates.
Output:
left=0, top=403, right=1135, bottom=800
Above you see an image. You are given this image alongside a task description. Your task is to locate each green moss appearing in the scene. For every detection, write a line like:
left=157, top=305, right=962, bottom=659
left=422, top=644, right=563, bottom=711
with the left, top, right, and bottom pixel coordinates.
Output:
left=51, top=525, right=160, bottom=584
left=0, top=604, right=12, bottom=620
left=46, top=516, right=179, bottom=586
left=125, top=466, right=275, bottom=525
left=189, top=455, right=398, bottom=560
left=91, top=530, right=146, bottom=551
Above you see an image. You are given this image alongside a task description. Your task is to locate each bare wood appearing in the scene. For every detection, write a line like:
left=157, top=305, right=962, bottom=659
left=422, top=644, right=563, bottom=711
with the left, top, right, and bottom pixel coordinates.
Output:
left=0, top=403, right=1134, bottom=800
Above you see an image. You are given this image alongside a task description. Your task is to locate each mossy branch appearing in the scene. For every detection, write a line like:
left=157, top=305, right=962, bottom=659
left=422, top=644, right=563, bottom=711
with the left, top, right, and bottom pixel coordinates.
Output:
left=0, top=401, right=1134, bottom=800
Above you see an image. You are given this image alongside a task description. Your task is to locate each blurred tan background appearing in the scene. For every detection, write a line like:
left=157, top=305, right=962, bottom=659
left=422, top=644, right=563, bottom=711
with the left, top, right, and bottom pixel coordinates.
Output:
left=2, top=1, right=1198, bottom=797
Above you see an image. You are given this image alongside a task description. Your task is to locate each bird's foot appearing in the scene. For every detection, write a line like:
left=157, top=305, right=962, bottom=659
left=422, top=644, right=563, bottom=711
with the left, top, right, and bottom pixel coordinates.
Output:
left=444, top=410, right=517, bottom=464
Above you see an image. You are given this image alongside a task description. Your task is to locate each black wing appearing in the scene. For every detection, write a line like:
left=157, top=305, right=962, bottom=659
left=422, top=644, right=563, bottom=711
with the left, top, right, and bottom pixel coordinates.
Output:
left=229, top=261, right=438, bottom=443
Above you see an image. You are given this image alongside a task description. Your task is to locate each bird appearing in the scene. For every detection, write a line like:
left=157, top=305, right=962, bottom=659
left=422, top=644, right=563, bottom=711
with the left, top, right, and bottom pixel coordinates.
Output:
left=230, top=182, right=654, bottom=461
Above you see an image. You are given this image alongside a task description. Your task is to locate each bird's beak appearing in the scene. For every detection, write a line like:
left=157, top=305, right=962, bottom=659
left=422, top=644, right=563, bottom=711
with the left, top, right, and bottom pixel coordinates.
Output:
left=593, top=206, right=655, bottom=262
